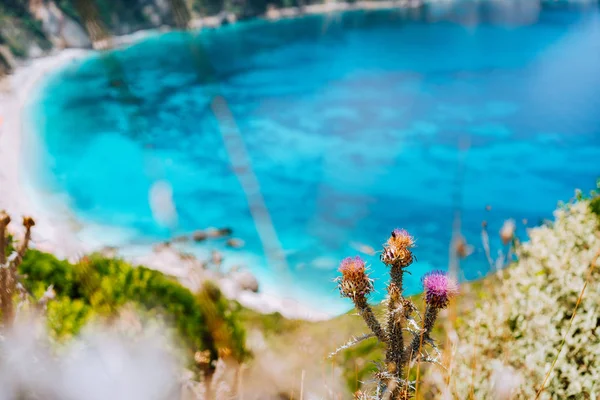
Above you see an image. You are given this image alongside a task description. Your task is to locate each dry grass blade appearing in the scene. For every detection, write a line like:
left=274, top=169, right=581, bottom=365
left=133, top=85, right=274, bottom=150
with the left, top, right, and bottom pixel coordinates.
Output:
left=300, top=369, right=305, bottom=400
left=413, top=303, right=426, bottom=397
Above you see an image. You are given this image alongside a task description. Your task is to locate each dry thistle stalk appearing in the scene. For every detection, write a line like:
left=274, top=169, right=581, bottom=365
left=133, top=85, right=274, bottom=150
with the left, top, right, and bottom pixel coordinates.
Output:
left=481, top=217, right=519, bottom=277
left=184, top=356, right=241, bottom=400
left=332, top=229, right=458, bottom=399
left=0, top=211, right=35, bottom=328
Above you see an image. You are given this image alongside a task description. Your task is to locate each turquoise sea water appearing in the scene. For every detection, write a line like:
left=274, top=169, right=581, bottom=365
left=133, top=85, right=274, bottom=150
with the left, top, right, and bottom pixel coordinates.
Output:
left=31, top=1, right=600, bottom=313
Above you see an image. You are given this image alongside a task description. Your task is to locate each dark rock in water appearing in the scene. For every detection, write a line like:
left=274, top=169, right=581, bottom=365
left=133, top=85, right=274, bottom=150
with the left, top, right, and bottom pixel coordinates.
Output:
left=192, top=230, right=207, bottom=242
left=153, top=242, right=171, bottom=252
left=218, top=227, right=233, bottom=236
left=192, top=227, right=231, bottom=242
left=172, top=234, right=190, bottom=243
left=206, top=227, right=233, bottom=238
left=226, top=238, right=245, bottom=248
left=110, top=79, right=125, bottom=88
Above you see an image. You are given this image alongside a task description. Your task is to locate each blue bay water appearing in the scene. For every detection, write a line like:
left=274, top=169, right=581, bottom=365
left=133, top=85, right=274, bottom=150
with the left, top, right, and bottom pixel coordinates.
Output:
left=31, top=1, right=600, bottom=313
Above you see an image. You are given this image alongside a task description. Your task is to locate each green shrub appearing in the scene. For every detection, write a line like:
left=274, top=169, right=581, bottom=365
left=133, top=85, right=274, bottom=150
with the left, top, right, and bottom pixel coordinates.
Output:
left=591, top=196, right=600, bottom=219
left=19, top=250, right=248, bottom=365
left=590, top=179, right=600, bottom=220
left=19, top=250, right=77, bottom=298
left=45, top=297, right=92, bottom=342
left=197, top=281, right=247, bottom=361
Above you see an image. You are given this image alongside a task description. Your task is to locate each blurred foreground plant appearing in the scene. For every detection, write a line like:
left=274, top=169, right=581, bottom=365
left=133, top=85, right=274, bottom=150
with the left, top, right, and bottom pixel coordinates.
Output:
left=426, top=191, right=600, bottom=399
left=18, top=249, right=248, bottom=367
left=0, top=210, right=250, bottom=399
left=0, top=211, right=37, bottom=327
left=331, top=229, right=457, bottom=399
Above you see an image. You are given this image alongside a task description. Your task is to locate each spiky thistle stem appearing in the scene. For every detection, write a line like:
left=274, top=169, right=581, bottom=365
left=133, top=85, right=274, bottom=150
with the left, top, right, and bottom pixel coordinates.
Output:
left=379, top=229, right=415, bottom=398
left=328, top=333, right=376, bottom=359
left=389, top=264, right=404, bottom=292
left=0, top=211, right=13, bottom=326
left=337, top=256, right=388, bottom=343
left=385, top=283, right=405, bottom=378
left=409, top=271, right=458, bottom=362
left=9, top=217, right=34, bottom=273
left=355, top=295, right=388, bottom=343
left=384, top=282, right=410, bottom=399
left=333, top=229, right=457, bottom=400
left=0, top=213, right=35, bottom=328
left=408, top=304, right=438, bottom=362
left=0, top=212, right=8, bottom=264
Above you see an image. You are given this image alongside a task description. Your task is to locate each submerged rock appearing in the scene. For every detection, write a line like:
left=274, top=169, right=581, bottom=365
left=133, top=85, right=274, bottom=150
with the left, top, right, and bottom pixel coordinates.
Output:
left=171, top=234, right=190, bottom=243
left=226, top=238, right=245, bottom=248
left=205, top=227, right=233, bottom=238
left=192, top=230, right=207, bottom=242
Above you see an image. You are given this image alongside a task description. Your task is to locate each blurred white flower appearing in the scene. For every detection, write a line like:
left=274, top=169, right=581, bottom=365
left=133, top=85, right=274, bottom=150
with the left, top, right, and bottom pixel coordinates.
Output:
left=0, top=318, right=180, bottom=400
left=490, top=360, right=523, bottom=400
left=429, top=199, right=600, bottom=398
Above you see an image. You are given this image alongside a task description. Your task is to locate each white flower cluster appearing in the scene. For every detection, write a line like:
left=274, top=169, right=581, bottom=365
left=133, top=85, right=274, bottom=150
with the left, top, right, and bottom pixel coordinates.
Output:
left=430, top=200, right=600, bottom=399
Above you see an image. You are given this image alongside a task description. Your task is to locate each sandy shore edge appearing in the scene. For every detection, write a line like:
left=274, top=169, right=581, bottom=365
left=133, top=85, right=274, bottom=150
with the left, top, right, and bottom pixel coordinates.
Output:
left=0, top=49, right=89, bottom=246
left=0, top=45, right=336, bottom=321
left=0, top=2, right=426, bottom=320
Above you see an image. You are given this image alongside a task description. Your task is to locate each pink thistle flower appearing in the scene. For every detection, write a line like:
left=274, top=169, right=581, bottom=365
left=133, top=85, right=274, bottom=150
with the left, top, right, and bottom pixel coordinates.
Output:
left=339, top=256, right=366, bottom=275
left=336, top=256, right=373, bottom=300
left=422, top=271, right=458, bottom=309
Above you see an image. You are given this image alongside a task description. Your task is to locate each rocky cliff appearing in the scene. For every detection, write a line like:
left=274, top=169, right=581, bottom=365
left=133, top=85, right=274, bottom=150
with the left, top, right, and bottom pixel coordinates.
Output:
left=0, top=0, right=308, bottom=76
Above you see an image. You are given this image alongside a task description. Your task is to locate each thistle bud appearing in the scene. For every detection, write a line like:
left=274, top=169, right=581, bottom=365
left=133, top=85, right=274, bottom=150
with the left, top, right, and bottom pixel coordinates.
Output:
left=0, top=211, right=10, bottom=226
left=336, top=256, right=373, bottom=300
left=454, top=235, right=473, bottom=259
left=422, top=271, right=458, bottom=309
left=389, top=228, right=415, bottom=249
left=381, top=228, right=415, bottom=267
left=500, top=219, right=516, bottom=245
left=22, top=216, right=35, bottom=229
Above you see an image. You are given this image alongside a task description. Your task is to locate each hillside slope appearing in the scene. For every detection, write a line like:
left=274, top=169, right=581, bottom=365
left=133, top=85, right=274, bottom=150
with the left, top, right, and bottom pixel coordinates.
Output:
left=237, top=192, right=600, bottom=398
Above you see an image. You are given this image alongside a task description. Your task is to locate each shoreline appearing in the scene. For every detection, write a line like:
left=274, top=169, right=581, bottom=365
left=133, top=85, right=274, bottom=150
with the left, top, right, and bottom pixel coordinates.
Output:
left=264, top=0, right=424, bottom=20
left=0, top=1, right=429, bottom=320
left=0, top=49, right=336, bottom=319
left=0, top=21, right=353, bottom=321
left=0, top=48, right=90, bottom=254
left=187, top=0, right=424, bottom=28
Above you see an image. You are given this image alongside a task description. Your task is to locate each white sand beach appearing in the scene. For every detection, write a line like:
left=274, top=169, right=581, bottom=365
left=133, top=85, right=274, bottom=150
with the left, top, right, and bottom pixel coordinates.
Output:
left=0, top=0, right=431, bottom=320
left=0, top=46, right=335, bottom=321
left=0, top=49, right=89, bottom=255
